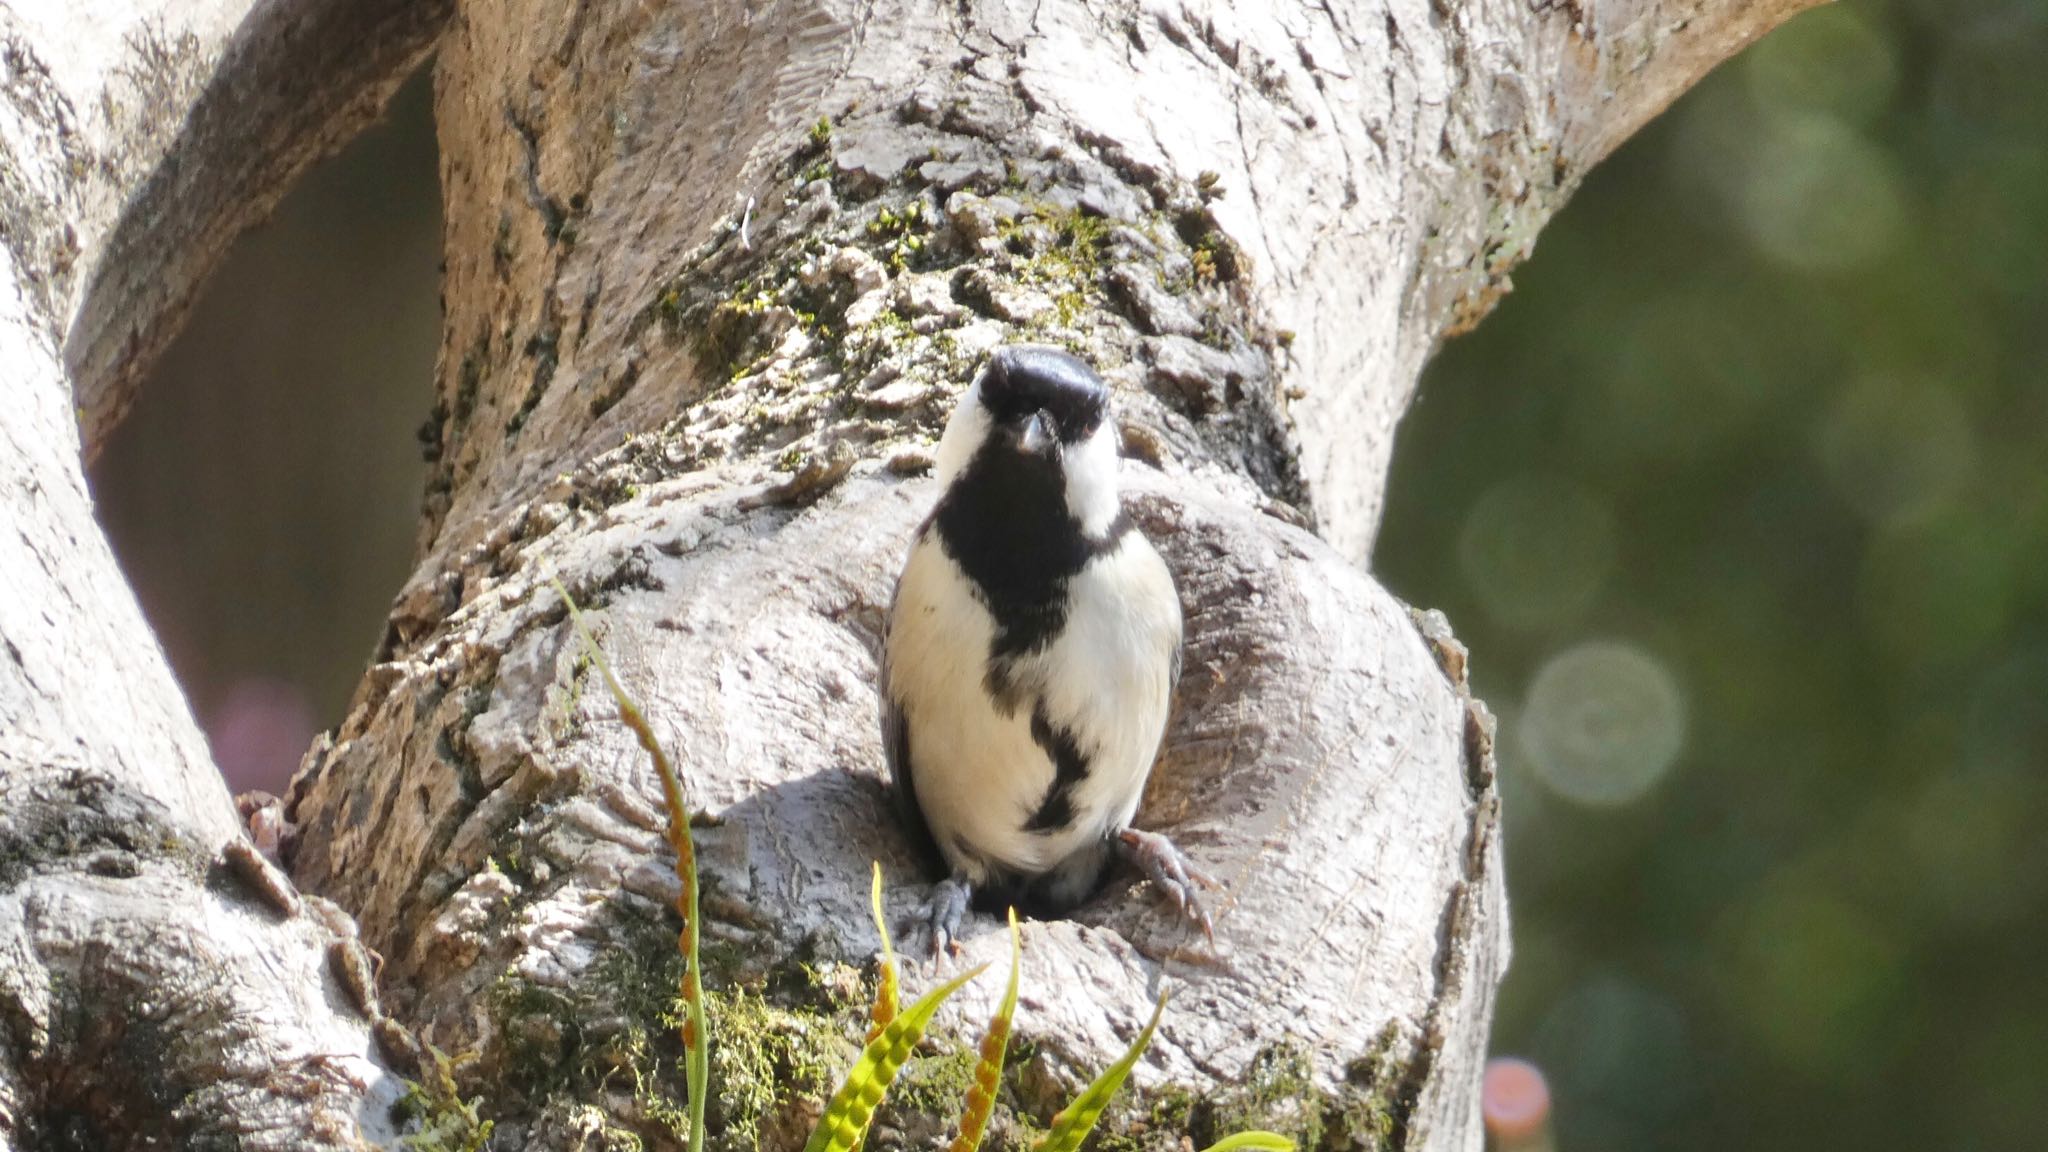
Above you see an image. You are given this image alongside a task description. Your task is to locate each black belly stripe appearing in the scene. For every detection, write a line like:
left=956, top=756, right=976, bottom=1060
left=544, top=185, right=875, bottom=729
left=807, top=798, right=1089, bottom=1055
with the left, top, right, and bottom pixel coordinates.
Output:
left=968, top=512, right=1134, bottom=664
left=1024, top=705, right=1091, bottom=832
left=964, top=512, right=1137, bottom=713
left=920, top=416, right=1143, bottom=863
left=930, top=433, right=1135, bottom=665
left=983, top=659, right=1025, bottom=718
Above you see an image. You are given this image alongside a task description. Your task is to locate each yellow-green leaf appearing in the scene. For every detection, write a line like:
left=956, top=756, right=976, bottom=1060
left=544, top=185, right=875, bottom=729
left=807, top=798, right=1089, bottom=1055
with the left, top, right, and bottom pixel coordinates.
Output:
left=867, top=862, right=899, bottom=1042
left=1033, top=991, right=1169, bottom=1152
left=553, top=578, right=709, bottom=1152
left=946, top=909, right=1023, bottom=1152
left=1198, top=1133, right=1297, bottom=1152
left=803, top=963, right=991, bottom=1152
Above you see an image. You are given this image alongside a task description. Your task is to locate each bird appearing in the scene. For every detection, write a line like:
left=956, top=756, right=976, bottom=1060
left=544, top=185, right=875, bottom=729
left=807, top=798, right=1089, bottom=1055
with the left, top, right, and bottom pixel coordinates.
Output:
left=880, top=344, right=1210, bottom=954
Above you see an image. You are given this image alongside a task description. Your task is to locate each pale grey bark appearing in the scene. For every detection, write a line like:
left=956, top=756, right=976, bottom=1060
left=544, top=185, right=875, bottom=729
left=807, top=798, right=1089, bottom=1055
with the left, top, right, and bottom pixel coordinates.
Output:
left=288, top=1, right=1813, bottom=1150
left=0, top=0, right=445, bottom=1146
left=0, top=0, right=1816, bottom=1148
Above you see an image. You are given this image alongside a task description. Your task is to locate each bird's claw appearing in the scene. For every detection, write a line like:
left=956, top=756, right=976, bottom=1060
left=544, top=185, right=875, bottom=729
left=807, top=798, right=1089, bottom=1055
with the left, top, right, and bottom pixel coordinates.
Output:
left=1117, top=828, right=1216, bottom=938
left=911, top=875, right=972, bottom=960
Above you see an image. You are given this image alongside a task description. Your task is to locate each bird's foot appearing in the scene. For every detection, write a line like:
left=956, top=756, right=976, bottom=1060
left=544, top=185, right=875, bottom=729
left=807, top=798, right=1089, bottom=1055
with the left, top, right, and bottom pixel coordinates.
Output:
left=914, top=874, right=972, bottom=959
left=1117, top=828, right=1216, bottom=938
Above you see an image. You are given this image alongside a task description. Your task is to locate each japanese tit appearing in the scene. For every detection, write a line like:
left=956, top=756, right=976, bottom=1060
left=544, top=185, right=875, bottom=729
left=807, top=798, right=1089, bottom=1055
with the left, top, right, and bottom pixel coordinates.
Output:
left=881, top=345, right=1211, bottom=953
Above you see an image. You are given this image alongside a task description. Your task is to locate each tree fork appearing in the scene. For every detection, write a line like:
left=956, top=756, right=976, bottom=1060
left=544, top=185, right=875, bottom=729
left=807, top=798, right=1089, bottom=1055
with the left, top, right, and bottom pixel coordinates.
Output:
left=298, top=2, right=1507, bottom=1148
left=0, top=0, right=1818, bottom=1147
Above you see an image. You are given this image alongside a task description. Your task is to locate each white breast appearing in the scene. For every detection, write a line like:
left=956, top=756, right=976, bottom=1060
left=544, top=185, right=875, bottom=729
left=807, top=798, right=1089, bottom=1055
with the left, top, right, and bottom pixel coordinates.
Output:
left=1024, top=533, right=1181, bottom=834
left=885, top=529, right=1181, bottom=881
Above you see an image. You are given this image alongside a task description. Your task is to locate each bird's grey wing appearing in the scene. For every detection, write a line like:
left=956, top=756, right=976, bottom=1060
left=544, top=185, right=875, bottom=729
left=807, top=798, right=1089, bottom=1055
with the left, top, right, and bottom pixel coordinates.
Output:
left=880, top=661, right=911, bottom=792
left=881, top=530, right=947, bottom=874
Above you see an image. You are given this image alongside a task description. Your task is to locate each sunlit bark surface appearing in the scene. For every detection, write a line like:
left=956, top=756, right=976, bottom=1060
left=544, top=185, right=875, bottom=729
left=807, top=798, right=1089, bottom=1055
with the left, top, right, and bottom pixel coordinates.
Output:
left=0, top=0, right=1813, bottom=1147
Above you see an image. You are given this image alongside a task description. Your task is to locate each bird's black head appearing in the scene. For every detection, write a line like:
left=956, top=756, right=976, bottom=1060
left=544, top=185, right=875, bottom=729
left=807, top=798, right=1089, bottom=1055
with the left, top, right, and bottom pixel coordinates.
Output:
left=976, top=345, right=1110, bottom=450
left=932, top=344, right=1126, bottom=655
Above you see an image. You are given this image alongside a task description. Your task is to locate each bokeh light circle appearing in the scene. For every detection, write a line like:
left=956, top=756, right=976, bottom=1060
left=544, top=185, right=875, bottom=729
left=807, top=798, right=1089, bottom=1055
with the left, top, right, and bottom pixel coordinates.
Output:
left=1906, top=770, right=2045, bottom=926
left=1483, top=1057, right=1552, bottom=1143
left=1939, top=149, right=2048, bottom=296
left=1738, top=112, right=1905, bottom=273
left=1458, top=475, right=1620, bottom=632
left=1529, top=972, right=1694, bottom=1140
left=1929, top=15, right=2048, bottom=142
left=1723, top=874, right=1909, bottom=1080
left=1521, top=641, right=1688, bottom=807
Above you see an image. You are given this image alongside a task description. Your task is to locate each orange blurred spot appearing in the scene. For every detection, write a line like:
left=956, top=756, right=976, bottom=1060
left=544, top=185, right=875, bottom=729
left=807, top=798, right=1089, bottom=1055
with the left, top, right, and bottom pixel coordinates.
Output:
left=1483, top=1057, right=1551, bottom=1144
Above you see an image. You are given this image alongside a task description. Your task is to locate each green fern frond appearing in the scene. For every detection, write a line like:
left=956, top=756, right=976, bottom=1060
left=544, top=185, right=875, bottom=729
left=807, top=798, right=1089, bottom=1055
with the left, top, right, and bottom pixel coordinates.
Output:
left=552, top=578, right=709, bottom=1152
left=1197, top=1133, right=1297, bottom=1152
left=946, top=909, right=1023, bottom=1152
left=867, top=862, right=899, bottom=1043
left=1033, top=990, right=1169, bottom=1152
left=803, top=963, right=991, bottom=1152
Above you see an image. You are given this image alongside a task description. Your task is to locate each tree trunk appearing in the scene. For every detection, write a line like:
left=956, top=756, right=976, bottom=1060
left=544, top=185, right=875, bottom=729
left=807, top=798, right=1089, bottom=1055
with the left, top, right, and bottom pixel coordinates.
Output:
left=0, top=0, right=1816, bottom=1149
left=0, top=1, right=447, bottom=1146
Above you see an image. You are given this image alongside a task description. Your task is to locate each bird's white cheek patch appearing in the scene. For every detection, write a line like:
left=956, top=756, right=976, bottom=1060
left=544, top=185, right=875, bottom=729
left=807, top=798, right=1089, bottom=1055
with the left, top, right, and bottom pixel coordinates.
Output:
left=1063, top=426, right=1121, bottom=539
left=934, top=382, right=990, bottom=484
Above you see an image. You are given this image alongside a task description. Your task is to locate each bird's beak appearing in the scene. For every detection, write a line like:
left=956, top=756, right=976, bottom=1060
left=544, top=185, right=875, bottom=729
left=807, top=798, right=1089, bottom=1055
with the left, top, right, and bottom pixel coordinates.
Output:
left=1018, top=410, right=1058, bottom=455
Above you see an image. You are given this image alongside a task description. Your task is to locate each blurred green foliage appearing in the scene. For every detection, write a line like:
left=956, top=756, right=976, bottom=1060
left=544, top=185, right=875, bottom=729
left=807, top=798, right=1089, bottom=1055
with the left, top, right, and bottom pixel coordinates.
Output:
left=1378, top=3, right=2048, bottom=1149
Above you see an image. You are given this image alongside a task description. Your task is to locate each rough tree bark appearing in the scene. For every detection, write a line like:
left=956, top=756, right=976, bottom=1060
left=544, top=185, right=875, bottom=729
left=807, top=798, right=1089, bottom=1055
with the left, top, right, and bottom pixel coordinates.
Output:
left=1, top=1, right=448, bottom=1146
left=0, top=0, right=1815, bottom=1149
